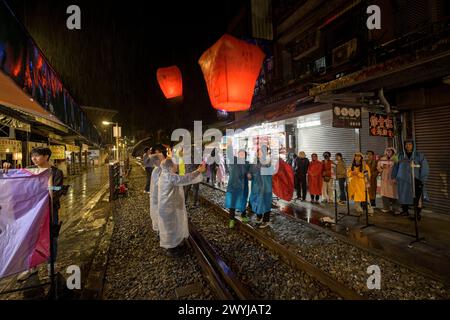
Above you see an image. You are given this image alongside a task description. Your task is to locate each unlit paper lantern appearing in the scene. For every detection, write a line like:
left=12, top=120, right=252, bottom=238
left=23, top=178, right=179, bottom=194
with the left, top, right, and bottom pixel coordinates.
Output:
left=198, top=34, right=265, bottom=112
left=156, top=65, right=183, bottom=99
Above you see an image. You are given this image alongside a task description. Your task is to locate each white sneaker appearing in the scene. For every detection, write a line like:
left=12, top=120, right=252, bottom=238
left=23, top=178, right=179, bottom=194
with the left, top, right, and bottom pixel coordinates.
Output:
left=17, top=267, right=38, bottom=282
left=258, top=222, right=270, bottom=229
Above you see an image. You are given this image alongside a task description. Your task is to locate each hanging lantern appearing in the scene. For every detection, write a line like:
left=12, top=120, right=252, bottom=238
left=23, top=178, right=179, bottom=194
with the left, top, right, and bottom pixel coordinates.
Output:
left=198, top=34, right=265, bottom=112
left=156, top=65, right=183, bottom=99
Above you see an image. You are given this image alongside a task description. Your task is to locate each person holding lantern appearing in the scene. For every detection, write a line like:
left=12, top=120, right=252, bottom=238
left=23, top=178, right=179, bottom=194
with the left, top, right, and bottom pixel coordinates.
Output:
left=157, top=158, right=206, bottom=257
left=248, top=145, right=274, bottom=228
left=225, top=142, right=250, bottom=229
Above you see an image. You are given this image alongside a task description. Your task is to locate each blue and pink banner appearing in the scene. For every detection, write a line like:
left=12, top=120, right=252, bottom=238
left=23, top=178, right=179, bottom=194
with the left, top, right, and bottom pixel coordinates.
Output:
left=0, top=169, right=51, bottom=278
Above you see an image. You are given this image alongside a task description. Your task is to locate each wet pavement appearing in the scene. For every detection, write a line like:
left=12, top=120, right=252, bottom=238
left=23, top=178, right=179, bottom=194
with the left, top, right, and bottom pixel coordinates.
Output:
left=280, top=197, right=450, bottom=281
left=203, top=183, right=450, bottom=284
left=0, top=166, right=111, bottom=299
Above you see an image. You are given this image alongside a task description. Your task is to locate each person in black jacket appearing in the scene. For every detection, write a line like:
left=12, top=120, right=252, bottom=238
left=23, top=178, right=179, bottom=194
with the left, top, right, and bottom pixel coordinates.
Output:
left=294, top=151, right=310, bottom=201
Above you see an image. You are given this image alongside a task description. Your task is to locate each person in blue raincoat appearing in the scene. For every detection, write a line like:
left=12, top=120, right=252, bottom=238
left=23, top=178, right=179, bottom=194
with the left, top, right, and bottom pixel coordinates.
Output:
left=225, top=144, right=250, bottom=229
left=248, top=146, right=274, bottom=229
left=392, top=140, right=429, bottom=220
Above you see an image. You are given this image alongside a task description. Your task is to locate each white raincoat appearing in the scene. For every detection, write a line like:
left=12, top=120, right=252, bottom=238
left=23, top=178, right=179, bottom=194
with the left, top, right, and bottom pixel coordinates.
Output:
left=149, top=167, right=162, bottom=232
left=157, top=168, right=203, bottom=249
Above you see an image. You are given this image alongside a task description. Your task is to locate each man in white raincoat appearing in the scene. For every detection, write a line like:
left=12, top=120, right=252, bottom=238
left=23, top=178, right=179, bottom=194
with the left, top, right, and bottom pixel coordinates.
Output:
left=158, top=158, right=206, bottom=256
left=149, top=145, right=168, bottom=233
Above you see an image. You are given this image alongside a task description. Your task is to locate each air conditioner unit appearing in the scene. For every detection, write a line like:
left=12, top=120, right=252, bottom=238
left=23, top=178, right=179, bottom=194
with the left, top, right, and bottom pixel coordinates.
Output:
left=332, top=38, right=357, bottom=66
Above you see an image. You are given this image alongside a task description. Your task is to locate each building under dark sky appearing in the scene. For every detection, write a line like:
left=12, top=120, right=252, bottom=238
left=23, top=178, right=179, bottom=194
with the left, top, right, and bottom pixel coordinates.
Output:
left=6, top=0, right=246, bottom=137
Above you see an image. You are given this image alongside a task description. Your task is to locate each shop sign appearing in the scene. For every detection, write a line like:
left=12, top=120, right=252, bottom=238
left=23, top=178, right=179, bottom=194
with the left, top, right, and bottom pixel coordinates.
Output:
left=49, top=145, right=66, bottom=160
left=81, top=144, right=89, bottom=152
left=66, top=144, right=80, bottom=153
left=0, top=114, right=31, bottom=132
left=369, top=113, right=395, bottom=137
left=332, top=104, right=362, bottom=128
left=28, top=142, right=47, bottom=153
left=67, top=145, right=80, bottom=153
left=0, top=139, right=22, bottom=153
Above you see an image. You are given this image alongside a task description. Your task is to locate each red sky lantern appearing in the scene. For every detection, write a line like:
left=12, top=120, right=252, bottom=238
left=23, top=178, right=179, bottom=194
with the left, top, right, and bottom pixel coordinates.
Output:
left=156, top=65, right=183, bottom=99
left=198, top=34, right=265, bottom=112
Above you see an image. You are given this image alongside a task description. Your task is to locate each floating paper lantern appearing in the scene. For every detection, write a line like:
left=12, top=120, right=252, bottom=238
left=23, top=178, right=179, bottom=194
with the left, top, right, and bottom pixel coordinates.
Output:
left=198, top=34, right=265, bottom=112
left=156, top=65, right=183, bottom=99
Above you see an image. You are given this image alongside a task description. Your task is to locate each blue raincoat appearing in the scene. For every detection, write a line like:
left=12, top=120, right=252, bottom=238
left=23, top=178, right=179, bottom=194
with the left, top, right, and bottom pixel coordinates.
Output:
left=391, top=142, right=429, bottom=205
left=225, top=148, right=250, bottom=212
left=249, top=162, right=273, bottom=215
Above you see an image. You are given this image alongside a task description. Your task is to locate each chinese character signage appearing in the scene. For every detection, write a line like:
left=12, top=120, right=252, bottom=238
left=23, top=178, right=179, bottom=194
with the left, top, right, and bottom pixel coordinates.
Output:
left=332, top=105, right=362, bottom=128
left=0, top=139, right=22, bottom=153
left=66, top=144, right=80, bottom=153
left=49, top=145, right=66, bottom=160
left=369, top=113, right=394, bottom=138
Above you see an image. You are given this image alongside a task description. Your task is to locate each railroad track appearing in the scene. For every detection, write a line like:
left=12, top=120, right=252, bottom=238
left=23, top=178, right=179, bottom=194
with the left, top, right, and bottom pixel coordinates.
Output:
left=197, top=182, right=364, bottom=300
left=187, top=221, right=254, bottom=300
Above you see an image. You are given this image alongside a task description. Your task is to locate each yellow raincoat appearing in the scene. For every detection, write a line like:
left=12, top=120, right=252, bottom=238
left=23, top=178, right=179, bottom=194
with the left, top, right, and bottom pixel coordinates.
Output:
left=347, top=163, right=370, bottom=202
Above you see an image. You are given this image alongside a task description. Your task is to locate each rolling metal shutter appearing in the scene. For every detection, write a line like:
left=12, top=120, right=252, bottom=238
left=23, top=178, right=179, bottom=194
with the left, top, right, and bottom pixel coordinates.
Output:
left=414, top=105, right=450, bottom=215
left=296, top=110, right=357, bottom=165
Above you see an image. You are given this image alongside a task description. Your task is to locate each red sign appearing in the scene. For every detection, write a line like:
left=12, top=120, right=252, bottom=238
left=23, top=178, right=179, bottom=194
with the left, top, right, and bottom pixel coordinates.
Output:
left=369, top=113, right=394, bottom=137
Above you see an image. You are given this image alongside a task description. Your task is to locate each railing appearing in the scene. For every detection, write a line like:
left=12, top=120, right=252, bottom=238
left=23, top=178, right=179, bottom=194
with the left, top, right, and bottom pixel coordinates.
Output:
left=368, top=16, right=450, bottom=66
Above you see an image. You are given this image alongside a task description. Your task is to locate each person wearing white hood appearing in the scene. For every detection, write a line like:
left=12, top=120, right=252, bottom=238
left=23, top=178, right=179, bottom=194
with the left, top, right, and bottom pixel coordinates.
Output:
left=377, top=147, right=399, bottom=214
left=158, top=158, right=206, bottom=256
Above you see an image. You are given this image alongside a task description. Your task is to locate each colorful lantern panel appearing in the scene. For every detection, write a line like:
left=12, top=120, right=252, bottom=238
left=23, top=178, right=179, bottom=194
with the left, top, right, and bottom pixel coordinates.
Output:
left=198, top=34, right=265, bottom=112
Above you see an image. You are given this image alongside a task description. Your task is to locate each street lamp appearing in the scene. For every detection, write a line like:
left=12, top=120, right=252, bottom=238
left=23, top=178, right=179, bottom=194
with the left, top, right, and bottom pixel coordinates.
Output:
left=103, top=121, right=120, bottom=162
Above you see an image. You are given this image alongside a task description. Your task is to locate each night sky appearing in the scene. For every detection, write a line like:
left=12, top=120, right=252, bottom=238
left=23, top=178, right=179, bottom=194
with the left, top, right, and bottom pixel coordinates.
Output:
left=6, top=0, right=245, bottom=137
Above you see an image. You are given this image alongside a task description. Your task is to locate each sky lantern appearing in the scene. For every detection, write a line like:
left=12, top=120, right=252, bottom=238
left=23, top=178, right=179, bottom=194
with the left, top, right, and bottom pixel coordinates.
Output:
left=156, top=65, right=183, bottom=99
left=198, top=34, right=265, bottom=112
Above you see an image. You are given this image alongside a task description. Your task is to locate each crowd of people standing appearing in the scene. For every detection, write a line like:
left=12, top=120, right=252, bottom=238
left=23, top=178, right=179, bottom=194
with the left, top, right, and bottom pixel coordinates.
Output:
left=142, top=139, right=429, bottom=257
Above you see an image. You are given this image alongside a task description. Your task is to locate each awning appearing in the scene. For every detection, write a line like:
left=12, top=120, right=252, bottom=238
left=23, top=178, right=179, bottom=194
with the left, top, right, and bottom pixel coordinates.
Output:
left=0, top=112, right=30, bottom=132
left=0, top=70, right=68, bottom=133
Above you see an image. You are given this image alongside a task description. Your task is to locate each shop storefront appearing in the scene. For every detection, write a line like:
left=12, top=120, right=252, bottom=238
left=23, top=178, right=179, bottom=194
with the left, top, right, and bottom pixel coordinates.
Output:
left=223, top=105, right=388, bottom=165
left=49, top=144, right=67, bottom=176
left=295, top=108, right=388, bottom=162
left=227, top=122, right=286, bottom=161
left=394, top=83, right=450, bottom=216
left=65, top=144, right=81, bottom=176
left=81, top=144, right=89, bottom=169
left=88, top=149, right=100, bottom=166
left=0, top=139, right=23, bottom=168
left=414, top=105, right=450, bottom=215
